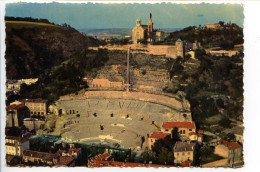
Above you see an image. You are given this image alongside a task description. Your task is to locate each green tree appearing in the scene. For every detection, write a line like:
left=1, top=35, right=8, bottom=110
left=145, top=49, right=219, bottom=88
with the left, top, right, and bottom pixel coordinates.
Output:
left=141, top=151, right=157, bottom=164
left=171, top=127, right=180, bottom=144
left=199, top=145, right=212, bottom=158
left=158, top=147, right=174, bottom=165
left=219, top=116, right=232, bottom=128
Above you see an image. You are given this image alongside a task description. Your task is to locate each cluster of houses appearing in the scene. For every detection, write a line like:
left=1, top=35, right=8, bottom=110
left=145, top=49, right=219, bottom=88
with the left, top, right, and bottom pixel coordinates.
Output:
left=5, top=97, right=243, bottom=167
left=6, top=78, right=38, bottom=94
left=6, top=133, right=82, bottom=167
left=84, top=120, right=243, bottom=167
left=6, top=98, right=48, bottom=129
left=146, top=121, right=242, bottom=167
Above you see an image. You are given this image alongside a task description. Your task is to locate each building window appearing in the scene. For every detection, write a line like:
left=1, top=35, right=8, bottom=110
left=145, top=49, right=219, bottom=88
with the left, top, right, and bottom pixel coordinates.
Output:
left=189, top=129, right=192, bottom=131
left=188, top=152, right=190, bottom=155
left=182, top=152, right=185, bottom=155
left=183, top=130, right=186, bottom=134
left=177, top=153, right=179, bottom=155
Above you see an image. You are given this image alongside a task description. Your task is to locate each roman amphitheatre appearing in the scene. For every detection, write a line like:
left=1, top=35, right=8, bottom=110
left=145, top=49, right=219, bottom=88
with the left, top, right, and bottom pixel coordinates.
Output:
left=51, top=90, right=191, bottom=150
left=47, top=47, right=193, bottom=150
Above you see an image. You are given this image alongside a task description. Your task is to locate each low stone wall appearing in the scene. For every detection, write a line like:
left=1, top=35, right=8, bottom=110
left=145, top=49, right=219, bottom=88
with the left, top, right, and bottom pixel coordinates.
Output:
left=89, top=44, right=180, bottom=58
left=147, top=45, right=178, bottom=58
left=59, top=91, right=188, bottom=111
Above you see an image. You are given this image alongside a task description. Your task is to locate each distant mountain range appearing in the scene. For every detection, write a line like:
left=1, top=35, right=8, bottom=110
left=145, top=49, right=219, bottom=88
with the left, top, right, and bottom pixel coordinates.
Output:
left=78, top=28, right=182, bottom=39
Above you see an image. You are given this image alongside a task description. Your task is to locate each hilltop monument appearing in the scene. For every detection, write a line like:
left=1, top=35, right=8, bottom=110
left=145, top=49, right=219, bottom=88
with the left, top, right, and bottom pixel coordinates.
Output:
left=132, top=13, right=165, bottom=44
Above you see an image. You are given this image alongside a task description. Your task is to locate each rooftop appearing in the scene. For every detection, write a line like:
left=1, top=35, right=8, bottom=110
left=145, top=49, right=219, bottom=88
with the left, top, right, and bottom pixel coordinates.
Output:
left=162, top=121, right=195, bottom=129
left=176, top=38, right=182, bottom=42
left=174, top=141, right=195, bottom=152
left=6, top=104, right=25, bottom=111
left=23, top=150, right=59, bottom=162
left=5, top=135, right=30, bottom=143
left=197, top=129, right=204, bottom=134
left=219, top=139, right=242, bottom=150
left=149, top=132, right=169, bottom=139
left=56, top=156, right=74, bottom=166
left=94, top=152, right=112, bottom=161
left=180, top=160, right=192, bottom=167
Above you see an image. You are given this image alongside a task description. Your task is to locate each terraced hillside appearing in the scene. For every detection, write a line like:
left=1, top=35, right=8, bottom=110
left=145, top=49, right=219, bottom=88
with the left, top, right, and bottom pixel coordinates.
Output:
left=85, top=50, right=173, bottom=93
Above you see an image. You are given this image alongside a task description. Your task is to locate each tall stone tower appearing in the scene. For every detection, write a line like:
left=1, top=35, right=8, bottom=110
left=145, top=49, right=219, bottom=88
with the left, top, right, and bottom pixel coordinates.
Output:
left=176, top=38, right=184, bottom=58
left=147, top=13, right=153, bottom=43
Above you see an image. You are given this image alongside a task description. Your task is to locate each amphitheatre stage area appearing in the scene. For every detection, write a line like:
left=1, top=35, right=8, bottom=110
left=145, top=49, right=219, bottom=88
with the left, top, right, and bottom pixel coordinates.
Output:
left=54, top=91, right=191, bottom=150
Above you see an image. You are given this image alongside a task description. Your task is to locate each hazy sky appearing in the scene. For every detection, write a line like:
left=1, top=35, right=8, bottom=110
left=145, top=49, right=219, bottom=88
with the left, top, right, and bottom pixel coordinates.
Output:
left=6, top=3, right=243, bottom=29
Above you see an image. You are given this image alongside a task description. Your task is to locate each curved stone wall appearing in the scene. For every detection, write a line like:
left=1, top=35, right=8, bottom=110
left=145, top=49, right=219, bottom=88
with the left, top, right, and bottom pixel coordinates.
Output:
left=54, top=91, right=191, bottom=149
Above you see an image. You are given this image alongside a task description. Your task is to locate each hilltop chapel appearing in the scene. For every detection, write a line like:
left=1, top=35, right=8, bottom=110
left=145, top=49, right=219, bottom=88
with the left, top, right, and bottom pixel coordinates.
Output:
left=132, top=13, right=165, bottom=44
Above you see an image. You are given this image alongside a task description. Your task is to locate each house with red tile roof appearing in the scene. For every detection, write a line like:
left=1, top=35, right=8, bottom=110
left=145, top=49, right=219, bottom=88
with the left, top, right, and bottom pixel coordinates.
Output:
left=161, top=121, right=196, bottom=137
left=148, top=132, right=169, bottom=149
left=214, top=139, right=243, bottom=166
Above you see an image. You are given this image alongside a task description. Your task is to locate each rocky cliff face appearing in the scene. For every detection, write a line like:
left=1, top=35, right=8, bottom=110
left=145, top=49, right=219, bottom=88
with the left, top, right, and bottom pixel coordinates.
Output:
left=5, top=21, right=98, bottom=79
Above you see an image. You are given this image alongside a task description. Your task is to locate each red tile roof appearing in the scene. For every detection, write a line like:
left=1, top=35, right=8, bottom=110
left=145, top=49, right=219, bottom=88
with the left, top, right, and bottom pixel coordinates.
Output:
left=180, top=160, right=192, bottom=167
left=149, top=132, right=169, bottom=139
left=219, top=139, right=242, bottom=150
left=89, top=153, right=172, bottom=167
left=197, top=129, right=204, bottom=134
left=92, top=160, right=172, bottom=167
left=56, top=156, right=74, bottom=166
left=95, top=152, right=112, bottom=161
left=162, top=121, right=195, bottom=129
left=6, top=104, right=25, bottom=111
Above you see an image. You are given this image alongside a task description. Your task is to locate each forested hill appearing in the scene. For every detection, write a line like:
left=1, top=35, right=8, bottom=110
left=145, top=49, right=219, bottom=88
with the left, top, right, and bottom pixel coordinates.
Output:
left=158, top=22, right=243, bottom=50
left=5, top=17, right=99, bottom=79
